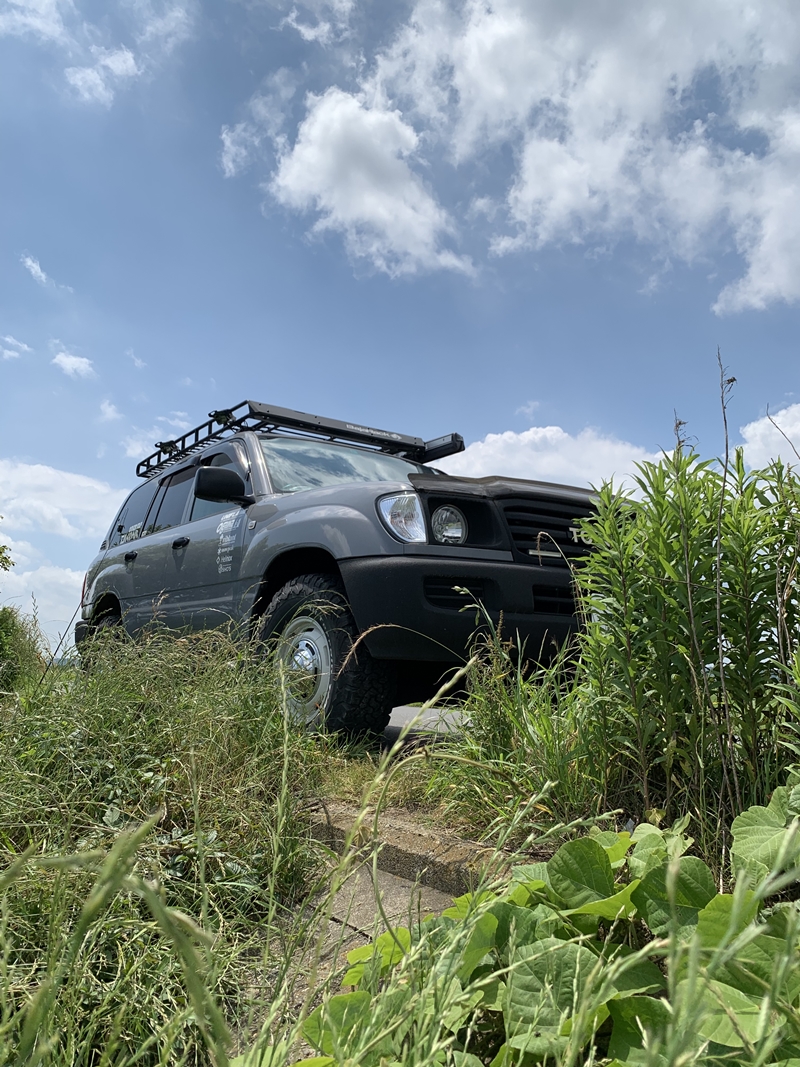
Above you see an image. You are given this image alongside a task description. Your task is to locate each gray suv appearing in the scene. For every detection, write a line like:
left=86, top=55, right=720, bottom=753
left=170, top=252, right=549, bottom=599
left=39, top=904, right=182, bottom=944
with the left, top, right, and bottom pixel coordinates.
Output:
left=76, top=401, right=594, bottom=735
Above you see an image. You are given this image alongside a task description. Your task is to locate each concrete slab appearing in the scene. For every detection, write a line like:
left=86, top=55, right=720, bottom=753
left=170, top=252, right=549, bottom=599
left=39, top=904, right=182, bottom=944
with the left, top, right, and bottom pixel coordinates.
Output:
left=311, top=800, right=503, bottom=896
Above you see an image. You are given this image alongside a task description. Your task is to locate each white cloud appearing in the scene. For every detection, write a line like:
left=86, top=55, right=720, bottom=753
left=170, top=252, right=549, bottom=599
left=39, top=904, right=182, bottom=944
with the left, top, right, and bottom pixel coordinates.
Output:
left=65, top=46, right=139, bottom=106
left=740, top=404, right=800, bottom=468
left=0, top=459, right=126, bottom=540
left=21, top=254, right=49, bottom=285
left=127, top=348, right=146, bottom=369
left=20, top=254, right=72, bottom=291
left=122, top=412, right=191, bottom=458
left=282, top=0, right=355, bottom=46
left=99, top=400, right=122, bottom=421
left=220, top=69, right=298, bottom=178
left=51, top=350, right=95, bottom=378
left=227, top=0, right=800, bottom=307
left=135, top=1, right=195, bottom=55
left=439, top=423, right=660, bottom=489
left=2, top=335, right=32, bottom=353
left=271, top=87, right=472, bottom=276
left=1, top=334, right=32, bottom=361
left=1, top=564, right=84, bottom=651
left=0, top=0, right=69, bottom=44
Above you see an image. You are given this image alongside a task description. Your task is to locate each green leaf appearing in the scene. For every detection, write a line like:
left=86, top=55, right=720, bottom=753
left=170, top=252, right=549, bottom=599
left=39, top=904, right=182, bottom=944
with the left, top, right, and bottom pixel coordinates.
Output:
left=303, top=991, right=371, bottom=1055
left=548, top=838, right=615, bottom=909
left=628, top=835, right=668, bottom=880
left=590, top=830, right=633, bottom=868
left=731, top=798, right=800, bottom=879
left=630, top=857, right=716, bottom=937
left=631, top=824, right=663, bottom=844
left=696, top=892, right=759, bottom=949
left=451, top=1054, right=484, bottom=1067
left=457, top=911, right=498, bottom=982
left=607, top=996, right=671, bottom=1063
left=342, top=927, right=411, bottom=986
left=677, top=978, right=766, bottom=1048
left=716, top=932, right=800, bottom=1001
left=568, top=879, right=640, bottom=921
left=490, top=901, right=541, bottom=960
left=504, top=937, right=600, bottom=1035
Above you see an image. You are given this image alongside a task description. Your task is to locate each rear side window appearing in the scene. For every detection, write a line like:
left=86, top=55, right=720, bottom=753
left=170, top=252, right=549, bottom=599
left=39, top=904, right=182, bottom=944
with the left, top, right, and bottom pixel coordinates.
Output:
left=146, top=467, right=196, bottom=533
left=109, top=480, right=160, bottom=547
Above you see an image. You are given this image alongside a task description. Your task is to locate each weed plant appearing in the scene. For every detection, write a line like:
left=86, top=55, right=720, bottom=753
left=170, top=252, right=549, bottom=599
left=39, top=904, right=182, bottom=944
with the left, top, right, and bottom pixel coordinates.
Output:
left=576, top=447, right=800, bottom=834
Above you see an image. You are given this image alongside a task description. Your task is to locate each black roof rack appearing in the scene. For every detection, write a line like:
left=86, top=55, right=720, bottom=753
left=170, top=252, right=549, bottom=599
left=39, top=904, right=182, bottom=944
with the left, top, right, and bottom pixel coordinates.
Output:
left=135, top=400, right=464, bottom=478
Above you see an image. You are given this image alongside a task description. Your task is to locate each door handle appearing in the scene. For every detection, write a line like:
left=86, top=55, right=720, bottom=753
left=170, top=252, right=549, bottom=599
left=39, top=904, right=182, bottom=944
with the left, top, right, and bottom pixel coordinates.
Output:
left=172, top=536, right=190, bottom=549
left=124, top=550, right=138, bottom=562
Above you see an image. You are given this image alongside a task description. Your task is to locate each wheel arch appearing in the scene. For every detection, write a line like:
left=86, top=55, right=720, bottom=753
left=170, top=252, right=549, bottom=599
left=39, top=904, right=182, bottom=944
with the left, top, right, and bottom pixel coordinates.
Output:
left=250, top=547, right=342, bottom=629
left=91, top=593, right=122, bottom=623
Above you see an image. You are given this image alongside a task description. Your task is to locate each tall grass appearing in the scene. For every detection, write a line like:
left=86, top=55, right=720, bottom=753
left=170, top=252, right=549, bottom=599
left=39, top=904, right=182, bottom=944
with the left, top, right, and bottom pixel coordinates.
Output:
left=576, top=447, right=800, bottom=830
left=0, top=627, right=324, bottom=1063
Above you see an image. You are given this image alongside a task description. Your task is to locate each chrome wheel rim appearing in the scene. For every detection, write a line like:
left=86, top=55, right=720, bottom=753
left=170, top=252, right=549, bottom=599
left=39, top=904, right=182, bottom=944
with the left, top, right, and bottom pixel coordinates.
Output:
left=275, top=614, right=332, bottom=724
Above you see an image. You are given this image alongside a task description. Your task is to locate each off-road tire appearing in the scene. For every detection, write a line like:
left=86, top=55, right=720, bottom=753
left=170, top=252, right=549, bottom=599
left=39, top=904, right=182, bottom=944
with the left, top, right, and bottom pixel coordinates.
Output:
left=257, top=573, right=394, bottom=737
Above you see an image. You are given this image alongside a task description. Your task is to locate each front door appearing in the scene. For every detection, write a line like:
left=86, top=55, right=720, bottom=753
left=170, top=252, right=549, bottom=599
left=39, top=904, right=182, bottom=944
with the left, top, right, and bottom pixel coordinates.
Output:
left=158, top=447, right=250, bottom=631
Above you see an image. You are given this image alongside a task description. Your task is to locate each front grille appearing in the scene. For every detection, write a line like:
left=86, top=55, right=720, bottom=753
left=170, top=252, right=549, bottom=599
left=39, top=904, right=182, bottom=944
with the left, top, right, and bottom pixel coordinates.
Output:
left=500, top=498, right=594, bottom=567
left=424, top=577, right=486, bottom=610
left=532, top=584, right=576, bottom=616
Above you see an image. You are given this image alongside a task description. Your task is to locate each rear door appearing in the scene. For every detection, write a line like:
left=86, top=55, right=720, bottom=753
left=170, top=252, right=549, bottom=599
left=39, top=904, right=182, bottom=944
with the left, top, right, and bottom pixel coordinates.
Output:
left=92, top=478, right=161, bottom=627
left=158, top=444, right=251, bottom=630
left=126, top=465, right=196, bottom=631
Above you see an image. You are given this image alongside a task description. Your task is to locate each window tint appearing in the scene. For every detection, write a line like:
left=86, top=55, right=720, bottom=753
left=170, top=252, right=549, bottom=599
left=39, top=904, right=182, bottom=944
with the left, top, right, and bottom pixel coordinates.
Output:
left=147, top=467, right=196, bottom=533
left=109, top=479, right=160, bottom=547
left=259, top=437, right=424, bottom=493
left=190, top=453, right=238, bottom=522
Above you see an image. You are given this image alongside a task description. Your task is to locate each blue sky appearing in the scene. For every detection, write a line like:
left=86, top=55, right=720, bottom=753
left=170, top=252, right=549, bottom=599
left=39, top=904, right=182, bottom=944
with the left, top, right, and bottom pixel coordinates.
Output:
left=2, top=0, right=800, bottom=643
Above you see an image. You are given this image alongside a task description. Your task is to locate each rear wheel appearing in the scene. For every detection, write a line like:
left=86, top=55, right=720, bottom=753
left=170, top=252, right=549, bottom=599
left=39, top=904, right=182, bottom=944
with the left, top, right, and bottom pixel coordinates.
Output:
left=257, top=574, right=394, bottom=737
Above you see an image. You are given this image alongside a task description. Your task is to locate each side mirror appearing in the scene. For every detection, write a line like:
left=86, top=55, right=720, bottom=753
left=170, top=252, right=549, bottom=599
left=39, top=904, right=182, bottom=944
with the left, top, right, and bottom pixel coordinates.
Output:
left=195, top=466, right=255, bottom=507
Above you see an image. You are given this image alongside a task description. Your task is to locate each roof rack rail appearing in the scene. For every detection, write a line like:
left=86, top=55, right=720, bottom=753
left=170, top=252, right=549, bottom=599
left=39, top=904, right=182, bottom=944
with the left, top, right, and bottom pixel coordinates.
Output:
left=135, top=400, right=464, bottom=478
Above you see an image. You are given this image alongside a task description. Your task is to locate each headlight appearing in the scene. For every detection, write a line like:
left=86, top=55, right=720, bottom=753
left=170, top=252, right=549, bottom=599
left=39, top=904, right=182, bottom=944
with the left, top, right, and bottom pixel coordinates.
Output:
left=378, top=493, right=427, bottom=543
left=431, top=505, right=468, bottom=545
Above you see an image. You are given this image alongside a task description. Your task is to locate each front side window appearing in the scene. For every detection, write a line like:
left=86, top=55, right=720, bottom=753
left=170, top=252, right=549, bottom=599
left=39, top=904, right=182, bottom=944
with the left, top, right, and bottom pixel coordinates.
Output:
left=109, top=479, right=160, bottom=547
left=146, top=467, right=196, bottom=533
left=259, top=437, right=425, bottom=493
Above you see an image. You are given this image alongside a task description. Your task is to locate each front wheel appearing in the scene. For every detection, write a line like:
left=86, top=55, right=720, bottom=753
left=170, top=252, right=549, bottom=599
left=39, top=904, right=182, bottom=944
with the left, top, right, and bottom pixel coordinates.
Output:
left=257, top=574, right=395, bottom=737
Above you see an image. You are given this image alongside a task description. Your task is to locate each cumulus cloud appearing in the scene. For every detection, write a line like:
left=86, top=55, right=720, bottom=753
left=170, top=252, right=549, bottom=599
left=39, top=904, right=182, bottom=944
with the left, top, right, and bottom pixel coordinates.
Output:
left=0, top=0, right=69, bottom=44
left=1, top=335, right=31, bottom=360
left=20, top=254, right=72, bottom=291
left=1, top=564, right=85, bottom=650
left=740, top=405, right=800, bottom=468
left=271, top=87, right=472, bottom=275
left=0, top=459, right=126, bottom=540
left=2, top=0, right=195, bottom=109
left=99, top=400, right=122, bottom=421
left=51, top=350, right=95, bottom=378
left=282, top=0, right=355, bottom=46
left=122, top=411, right=192, bottom=457
left=220, top=0, right=800, bottom=307
left=127, top=348, right=146, bottom=369
left=220, top=69, right=298, bottom=178
left=439, top=423, right=660, bottom=489
left=65, top=46, right=139, bottom=106
left=21, top=254, right=49, bottom=285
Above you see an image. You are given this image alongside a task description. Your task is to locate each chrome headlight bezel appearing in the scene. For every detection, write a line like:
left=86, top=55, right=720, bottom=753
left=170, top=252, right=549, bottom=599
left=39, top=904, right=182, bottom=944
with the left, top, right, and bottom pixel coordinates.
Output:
left=377, top=492, right=427, bottom=544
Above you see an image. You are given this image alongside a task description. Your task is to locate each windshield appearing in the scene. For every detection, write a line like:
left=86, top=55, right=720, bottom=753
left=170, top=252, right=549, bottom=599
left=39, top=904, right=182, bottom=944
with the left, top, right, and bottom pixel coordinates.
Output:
left=259, top=436, right=426, bottom=493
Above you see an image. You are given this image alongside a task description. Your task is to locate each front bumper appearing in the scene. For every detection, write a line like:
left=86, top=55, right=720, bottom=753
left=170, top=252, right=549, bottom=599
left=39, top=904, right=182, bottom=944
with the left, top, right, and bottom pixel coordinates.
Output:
left=339, top=555, right=578, bottom=663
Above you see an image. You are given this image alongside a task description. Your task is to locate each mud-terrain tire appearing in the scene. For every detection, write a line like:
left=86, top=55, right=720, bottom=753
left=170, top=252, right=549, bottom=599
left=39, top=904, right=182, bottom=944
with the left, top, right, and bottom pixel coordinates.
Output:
left=257, top=573, right=394, bottom=737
